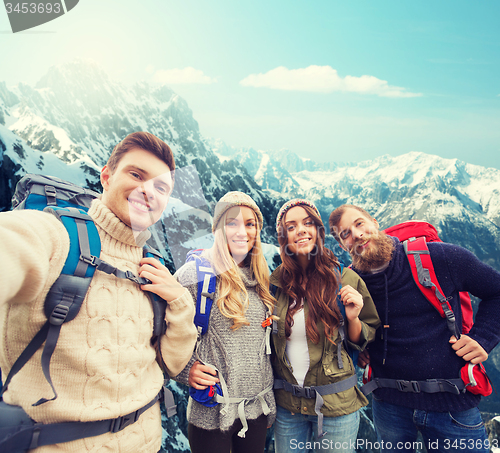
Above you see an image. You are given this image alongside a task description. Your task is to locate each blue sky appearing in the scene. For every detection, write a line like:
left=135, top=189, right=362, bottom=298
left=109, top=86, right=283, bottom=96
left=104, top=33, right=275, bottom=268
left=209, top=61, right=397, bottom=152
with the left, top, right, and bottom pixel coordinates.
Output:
left=1, top=0, right=499, bottom=169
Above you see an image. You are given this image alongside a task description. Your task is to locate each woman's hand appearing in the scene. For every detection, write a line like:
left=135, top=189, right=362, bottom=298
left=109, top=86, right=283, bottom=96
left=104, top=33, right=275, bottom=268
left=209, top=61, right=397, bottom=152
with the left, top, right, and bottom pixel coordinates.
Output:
left=357, top=349, right=370, bottom=368
left=139, top=257, right=186, bottom=302
left=340, top=285, right=363, bottom=321
left=188, top=361, right=220, bottom=390
left=340, top=285, right=364, bottom=344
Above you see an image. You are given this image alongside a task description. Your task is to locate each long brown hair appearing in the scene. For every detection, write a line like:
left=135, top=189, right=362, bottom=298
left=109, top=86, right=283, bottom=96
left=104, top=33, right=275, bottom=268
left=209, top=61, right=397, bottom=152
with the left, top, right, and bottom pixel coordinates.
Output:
left=277, top=204, right=341, bottom=344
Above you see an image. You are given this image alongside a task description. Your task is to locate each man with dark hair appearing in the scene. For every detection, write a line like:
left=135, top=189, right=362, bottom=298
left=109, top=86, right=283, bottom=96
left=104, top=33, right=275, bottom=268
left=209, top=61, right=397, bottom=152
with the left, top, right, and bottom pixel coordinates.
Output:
left=106, top=131, right=176, bottom=174
left=0, top=132, right=197, bottom=452
left=329, top=204, right=500, bottom=453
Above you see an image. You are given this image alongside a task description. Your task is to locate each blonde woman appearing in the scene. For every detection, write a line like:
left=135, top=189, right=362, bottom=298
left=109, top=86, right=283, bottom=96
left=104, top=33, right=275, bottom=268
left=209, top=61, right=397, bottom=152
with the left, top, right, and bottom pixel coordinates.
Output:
left=173, top=192, right=276, bottom=453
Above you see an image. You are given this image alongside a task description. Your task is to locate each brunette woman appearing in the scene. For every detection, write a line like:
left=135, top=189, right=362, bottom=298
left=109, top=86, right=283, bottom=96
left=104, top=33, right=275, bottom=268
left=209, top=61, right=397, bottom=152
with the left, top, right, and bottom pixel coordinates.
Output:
left=173, top=191, right=276, bottom=453
left=271, top=199, right=380, bottom=453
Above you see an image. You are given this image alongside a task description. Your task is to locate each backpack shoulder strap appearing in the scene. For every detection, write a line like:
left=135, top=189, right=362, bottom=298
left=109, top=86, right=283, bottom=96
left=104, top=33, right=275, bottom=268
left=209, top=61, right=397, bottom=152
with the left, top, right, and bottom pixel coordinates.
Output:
left=141, top=246, right=177, bottom=418
left=143, top=245, right=168, bottom=337
left=404, top=237, right=460, bottom=338
left=2, top=206, right=101, bottom=404
left=336, top=262, right=344, bottom=309
left=185, top=251, right=217, bottom=337
left=269, top=284, right=279, bottom=335
left=191, top=255, right=217, bottom=338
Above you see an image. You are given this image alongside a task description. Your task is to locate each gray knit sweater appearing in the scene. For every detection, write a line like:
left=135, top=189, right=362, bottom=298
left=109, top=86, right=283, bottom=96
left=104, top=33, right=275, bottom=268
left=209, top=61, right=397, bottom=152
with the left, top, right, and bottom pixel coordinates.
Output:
left=174, top=261, right=276, bottom=432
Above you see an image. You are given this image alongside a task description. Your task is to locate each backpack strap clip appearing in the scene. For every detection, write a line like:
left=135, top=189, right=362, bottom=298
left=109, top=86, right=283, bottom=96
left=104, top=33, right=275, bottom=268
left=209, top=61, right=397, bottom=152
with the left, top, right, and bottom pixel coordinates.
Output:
left=201, top=291, right=215, bottom=300
left=49, top=304, right=70, bottom=326
left=79, top=254, right=98, bottom=266
left=44, top=185, right=57, bottom=206
left=274, top=375, right=357, bottom=438
left=396, top=379, right=421, bottom=393
left=110, top=411, right=139, bottom=433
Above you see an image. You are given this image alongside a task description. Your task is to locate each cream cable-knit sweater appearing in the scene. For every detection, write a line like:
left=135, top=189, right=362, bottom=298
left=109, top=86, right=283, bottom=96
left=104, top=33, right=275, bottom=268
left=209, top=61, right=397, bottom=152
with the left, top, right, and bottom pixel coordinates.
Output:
left=0, top=199, right=197, bottom=452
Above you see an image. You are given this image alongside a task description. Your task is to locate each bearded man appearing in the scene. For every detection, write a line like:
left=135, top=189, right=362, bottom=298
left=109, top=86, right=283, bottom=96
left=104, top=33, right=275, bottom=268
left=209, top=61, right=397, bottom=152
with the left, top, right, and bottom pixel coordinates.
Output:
left=329, top=204, right=500, bottom=453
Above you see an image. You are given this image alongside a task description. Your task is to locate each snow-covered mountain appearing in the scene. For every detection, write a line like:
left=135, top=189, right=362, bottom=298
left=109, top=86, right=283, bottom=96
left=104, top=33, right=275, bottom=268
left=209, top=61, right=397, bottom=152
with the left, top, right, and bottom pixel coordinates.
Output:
left=0, top=60, right=282, bottom=269
left=221, top=144, right=500, bottom=271
left=1, top=61, right=500, bottom=451
left=213, top=143, right=500, bottom=419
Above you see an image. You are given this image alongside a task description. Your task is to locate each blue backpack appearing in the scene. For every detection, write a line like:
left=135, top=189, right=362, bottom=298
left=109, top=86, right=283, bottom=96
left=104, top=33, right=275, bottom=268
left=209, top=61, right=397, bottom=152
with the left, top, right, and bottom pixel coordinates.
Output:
left=0, top=174, right=175, bottom=453
left=183, top=250, right=273, bottom=438
left=184, top=250, right=223, bottom=407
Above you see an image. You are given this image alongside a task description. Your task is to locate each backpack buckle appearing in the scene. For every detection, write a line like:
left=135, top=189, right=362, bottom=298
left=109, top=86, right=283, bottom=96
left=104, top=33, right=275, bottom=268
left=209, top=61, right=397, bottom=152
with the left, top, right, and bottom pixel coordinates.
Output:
left=396, top=380, right=421, bottom=393
left=291, top=385, right=315, bottom=398
left=302, top=386, right=316, bottom=399
left=124, top=271, right=149, bottom=285
left=44, top=185, right=57, bottom=206
left=80, top=254, right=97, bottom=266
left=110, top=410, right=139, bottom=433
left=291, top=385, right=303, bottom=397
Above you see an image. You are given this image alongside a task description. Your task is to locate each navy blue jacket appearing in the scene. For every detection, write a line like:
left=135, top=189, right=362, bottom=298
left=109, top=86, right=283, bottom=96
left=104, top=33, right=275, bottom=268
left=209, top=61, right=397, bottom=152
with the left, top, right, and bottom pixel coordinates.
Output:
left=354, top=237, right=500, bottom=412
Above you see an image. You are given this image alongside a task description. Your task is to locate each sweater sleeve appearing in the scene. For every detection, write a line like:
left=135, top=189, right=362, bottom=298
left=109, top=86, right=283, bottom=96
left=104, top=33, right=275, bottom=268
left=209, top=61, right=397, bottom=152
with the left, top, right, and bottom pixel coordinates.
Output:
left=159, top=288, right=197, bottom=377
left=0, top=209, right=69, bottom=307
left=168, top=261, right=200, bottom=383
left=342, top=268, right=381, bottom=351
left=440, top=243, right=500, bottom=354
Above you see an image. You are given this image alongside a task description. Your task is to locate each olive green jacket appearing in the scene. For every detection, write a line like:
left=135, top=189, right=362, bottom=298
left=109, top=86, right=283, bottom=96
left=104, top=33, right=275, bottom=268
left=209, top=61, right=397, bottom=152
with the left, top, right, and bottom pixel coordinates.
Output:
left=271, top=265, right=380, bottom=417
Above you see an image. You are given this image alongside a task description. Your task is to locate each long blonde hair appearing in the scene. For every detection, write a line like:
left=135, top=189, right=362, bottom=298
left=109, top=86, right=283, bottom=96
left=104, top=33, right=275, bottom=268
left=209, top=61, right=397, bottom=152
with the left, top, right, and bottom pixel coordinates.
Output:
left=207, top=208, right=275, bottom=330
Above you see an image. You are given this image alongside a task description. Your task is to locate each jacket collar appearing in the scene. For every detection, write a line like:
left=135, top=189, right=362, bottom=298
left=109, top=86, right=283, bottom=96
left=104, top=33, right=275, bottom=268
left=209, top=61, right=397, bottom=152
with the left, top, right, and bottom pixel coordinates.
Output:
left=270, top=265, right=283, bottom=288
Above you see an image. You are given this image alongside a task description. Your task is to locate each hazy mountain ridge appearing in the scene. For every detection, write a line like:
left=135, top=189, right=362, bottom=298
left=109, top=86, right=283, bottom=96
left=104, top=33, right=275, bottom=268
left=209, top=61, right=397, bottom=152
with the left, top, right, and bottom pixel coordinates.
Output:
left=1, top=61, right=499, bottom=452
left=0, top=62, right=285, bottom=452
left=0, top=61, right=283, bottom=251
left=216, top=143, right=500, bottom=420
left=223, top=144, right=500, bottom=271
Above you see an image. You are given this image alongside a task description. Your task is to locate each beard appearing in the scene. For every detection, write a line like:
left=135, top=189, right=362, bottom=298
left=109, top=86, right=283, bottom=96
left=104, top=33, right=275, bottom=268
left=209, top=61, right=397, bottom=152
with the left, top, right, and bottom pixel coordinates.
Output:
left=350, top=231, right=395, bottom=273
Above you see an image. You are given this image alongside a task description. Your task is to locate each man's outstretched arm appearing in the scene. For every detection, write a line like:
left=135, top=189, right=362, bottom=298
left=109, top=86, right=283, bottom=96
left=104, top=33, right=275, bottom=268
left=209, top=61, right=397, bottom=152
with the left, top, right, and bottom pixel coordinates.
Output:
left=0, top=210, right=69, bottom=306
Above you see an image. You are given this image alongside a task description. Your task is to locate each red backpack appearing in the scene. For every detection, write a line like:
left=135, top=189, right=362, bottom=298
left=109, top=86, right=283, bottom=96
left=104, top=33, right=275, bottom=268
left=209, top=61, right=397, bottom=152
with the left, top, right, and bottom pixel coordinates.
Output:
left=369, top=220, right=492, bottom=397
left=384, top=221, right=473, bottom=334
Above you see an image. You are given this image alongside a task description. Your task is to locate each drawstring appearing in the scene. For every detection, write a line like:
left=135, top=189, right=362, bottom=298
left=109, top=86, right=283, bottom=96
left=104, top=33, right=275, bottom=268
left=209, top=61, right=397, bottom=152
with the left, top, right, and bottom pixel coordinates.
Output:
left=337, top=320, right=345, bottom=369
left=382, top=274, right=389, bottom=365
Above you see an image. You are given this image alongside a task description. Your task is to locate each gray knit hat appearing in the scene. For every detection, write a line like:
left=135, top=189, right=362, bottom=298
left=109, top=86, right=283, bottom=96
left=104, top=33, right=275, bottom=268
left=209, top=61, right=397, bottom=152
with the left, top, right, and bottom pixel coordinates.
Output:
left=276, top=198, right=320, bottom=231
left=212, top=191, right=263, bottom=232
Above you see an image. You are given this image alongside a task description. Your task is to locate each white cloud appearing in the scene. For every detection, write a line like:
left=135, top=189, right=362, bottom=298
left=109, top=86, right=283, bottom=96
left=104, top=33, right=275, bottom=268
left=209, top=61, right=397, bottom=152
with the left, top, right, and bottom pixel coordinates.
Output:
left=145, top=64, right=155, bottom=74
left=240, top=65, right=422, bottom=98
left=152, top=67, right=216, bottom=85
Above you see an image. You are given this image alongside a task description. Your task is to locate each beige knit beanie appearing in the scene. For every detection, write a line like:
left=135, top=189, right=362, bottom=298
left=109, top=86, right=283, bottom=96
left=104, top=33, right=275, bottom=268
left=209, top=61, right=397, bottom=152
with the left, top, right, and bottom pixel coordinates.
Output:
left=212, top=191, right=263, bottom=232
left=276, top=198, right=320, bottom=231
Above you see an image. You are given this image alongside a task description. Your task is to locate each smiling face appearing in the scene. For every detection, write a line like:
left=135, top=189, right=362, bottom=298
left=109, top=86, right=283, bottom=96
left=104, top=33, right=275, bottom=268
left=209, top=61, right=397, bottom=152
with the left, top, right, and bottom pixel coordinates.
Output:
left=336, top=207, right=379, bottom=255
left=284, top=206, right=318, bottom=268
left=100, top=148, right=173, bottom=232
left=336, top=207, right=394, bottom=271
left=224, top=206, right=258, bottom=265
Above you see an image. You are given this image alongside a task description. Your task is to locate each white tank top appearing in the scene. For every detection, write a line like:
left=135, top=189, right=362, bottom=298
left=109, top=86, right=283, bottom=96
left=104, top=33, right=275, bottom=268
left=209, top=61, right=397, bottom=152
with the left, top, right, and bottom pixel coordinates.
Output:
left=286, top=303, right=310, bottom=387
